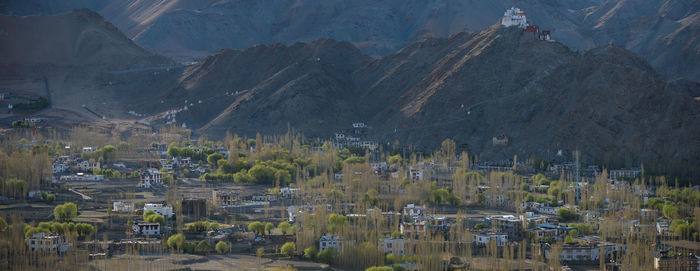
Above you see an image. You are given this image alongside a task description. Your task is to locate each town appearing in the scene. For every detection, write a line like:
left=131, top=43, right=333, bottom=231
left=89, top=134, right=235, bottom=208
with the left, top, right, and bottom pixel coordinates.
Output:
left=0, top=120, right=697, bottom=271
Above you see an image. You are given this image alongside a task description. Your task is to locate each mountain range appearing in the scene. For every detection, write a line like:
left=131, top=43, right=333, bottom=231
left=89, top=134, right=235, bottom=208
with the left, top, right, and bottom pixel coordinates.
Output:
left=0, top=7, right=698, bottom=179
left=2, top=0, right=698, bottom=81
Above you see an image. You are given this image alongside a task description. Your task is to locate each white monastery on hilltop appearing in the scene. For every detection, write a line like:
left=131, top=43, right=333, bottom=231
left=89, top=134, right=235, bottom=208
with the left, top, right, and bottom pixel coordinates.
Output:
left=501, top=7, right=528, bottom=28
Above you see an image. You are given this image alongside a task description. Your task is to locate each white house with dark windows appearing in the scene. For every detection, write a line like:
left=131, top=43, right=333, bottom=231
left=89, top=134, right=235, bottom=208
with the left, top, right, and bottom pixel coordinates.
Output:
left=139, top=168, right=163, bottom=188
left=380, top=237, right=406, bottom=256
left=319, top=235, right=342, bottom=251
left=112, top=201, right=135, bottom=213
left=143, top=203, right=173, bottom=218
left=472, top=232, right=508, bottom=247
left=26, top=232, right=73, bottom=253
left=132, top=221, right=161, bottom=236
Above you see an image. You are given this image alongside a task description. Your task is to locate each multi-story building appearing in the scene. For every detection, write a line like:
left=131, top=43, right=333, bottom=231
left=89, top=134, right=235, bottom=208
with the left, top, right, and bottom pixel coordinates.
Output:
left=545, top=241, right=619, bottom=262
left=319, top=235, right=343, bottom=251
left=139, top=168, right=163, bottom=188
left=400, top=220, right=428, bottom=238
left=402, top=204, right=425, bottom=217
left=112, top=201, right=135, bottom=213
left=380, top=237, right=406, bottom=256
left=143, top=203, right=173, bottom=218
left=654, top=253, right=700, bottom=271
left=490, top=215, right=524, bottom=240
left=26, top=232, right=72, bottom=253
left=212, top=190, right=240, bottom=207
left=132, top=221, right=160, bottom=236
left=77, top=160, right=100, bottom=172
left=472, top=232, right=508, bottom=247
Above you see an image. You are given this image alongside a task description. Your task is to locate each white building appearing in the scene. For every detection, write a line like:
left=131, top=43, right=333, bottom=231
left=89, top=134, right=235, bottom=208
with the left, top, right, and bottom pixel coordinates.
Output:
left=251, top=194, right=277, bottom=202
left=472, top=232, right=508, bottom=247
left=409, top=168, right=424, bottom=181
left=400, top=220, right=428, bottom=238
left=144, top=203, right=173, bottom=218
left=352, top=123, right=366, bottom=128
left=609, top=168, right=641, bottom=180
left=535, top=205, right=561, bottom=215
left=26, top=232, right=73, bottom=253
left=159, top=159, right=174, bottom=170
left=112, top=201, right=135, bottom=213
left=139, top=168, right=163, bottom=188
left=371, top=162, right=388, bottom=171
left=132, top=222, right=160, bottom=236
left=59, top=173, right=104, bottom=182
left=380, top=237, right=406, bottom=256
left=657, top=221, right=671, bottom=235
left=545, top=242, right=619, bottom=262
left=501, top=7, right=528, bottom=28
left=82, top=146, right=95, bottom=153
left=77, top=160, right=100, bottom=172
left=402, top=204, right=425, bottom=217
left=319, top=235, right=343, bottom=251
left=279, top=187, right=299, bottom=198
left=52, top=162, right=69, bottom=173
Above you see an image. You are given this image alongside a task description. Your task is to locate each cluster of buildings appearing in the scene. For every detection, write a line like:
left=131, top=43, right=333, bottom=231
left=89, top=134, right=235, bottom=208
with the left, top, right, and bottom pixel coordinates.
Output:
left=501, top=6, right=553, bottom=42
left=51, top=153, right=104, bottom=182
left=334, top=122, right=378, bottom=151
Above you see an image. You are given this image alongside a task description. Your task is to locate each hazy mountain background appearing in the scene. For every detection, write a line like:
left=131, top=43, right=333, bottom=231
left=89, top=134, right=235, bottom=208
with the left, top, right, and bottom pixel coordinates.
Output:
left=1, top=0, right=698, bottom=81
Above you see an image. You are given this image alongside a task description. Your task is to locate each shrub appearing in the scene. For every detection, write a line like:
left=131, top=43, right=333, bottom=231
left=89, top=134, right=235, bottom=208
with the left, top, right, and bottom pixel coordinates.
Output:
left=558, top=208, right=578, bottom=222
left=167, top=234, right=185, bottom=251
left=195, top=240, right=212, bottom=254
left=281, top=242, right=296, bottom=257
left=54, top=202, right=78, bottom=222
left=215, top=241, right=229, bottom=254
left=278, top=222, right=292, bottom=235
left=303, top=246, right=317, bottom=259
left=317, top=248, right=336, bottom=264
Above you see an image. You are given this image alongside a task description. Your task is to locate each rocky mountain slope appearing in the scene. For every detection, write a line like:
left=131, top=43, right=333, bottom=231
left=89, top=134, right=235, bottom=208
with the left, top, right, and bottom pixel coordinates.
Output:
left=0, top=9, right=179, bottom=125
left=164, top=25, right=699, bottom=178
left=3, top=0, right=696, bottom=81
left=0, top=8, right=170, bottom=70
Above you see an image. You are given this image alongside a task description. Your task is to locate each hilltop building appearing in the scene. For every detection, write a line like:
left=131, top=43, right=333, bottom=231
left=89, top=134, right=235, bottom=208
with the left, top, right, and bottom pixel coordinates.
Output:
left=501, top=7, right=528, bottom=28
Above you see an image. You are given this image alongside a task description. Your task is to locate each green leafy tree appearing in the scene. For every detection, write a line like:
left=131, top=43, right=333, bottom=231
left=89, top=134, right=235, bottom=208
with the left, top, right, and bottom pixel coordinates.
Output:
left=215, top=241, right=229, bottom=254
left=54, top=202, right=78, bottom=222
left=317, top=248, right=336, bottom=264
left=303, top=246, right=317, bottom=259
left=145, top=213, right=165, bottom=225
left=327, top=213, right=347, bottom=233
left=557, top=208, right=577, bottom=222
left=564, top=235, right=574, bottom=243
left=248, top=221, right=264, bottom=235
left=168, top=233, right=186, bottom=251
left=366, top=267, right=392, bottom=271
left=278, top=222, right=292, bottom=235
left=207, top=153, right=224, bottom=167
left=281, top=242, right=296, bottom=258
left=143, top=210, right=156, bottom=220
left=0, top=217, right=7, bottom=232
left=196, top=240, right=212, bottom=254
left=265, top=222, right=275, bottom=235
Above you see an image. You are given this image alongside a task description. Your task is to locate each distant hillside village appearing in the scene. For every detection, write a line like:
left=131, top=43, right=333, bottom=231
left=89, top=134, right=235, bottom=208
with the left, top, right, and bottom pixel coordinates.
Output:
left=0, top=6, right=698, bottom=271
